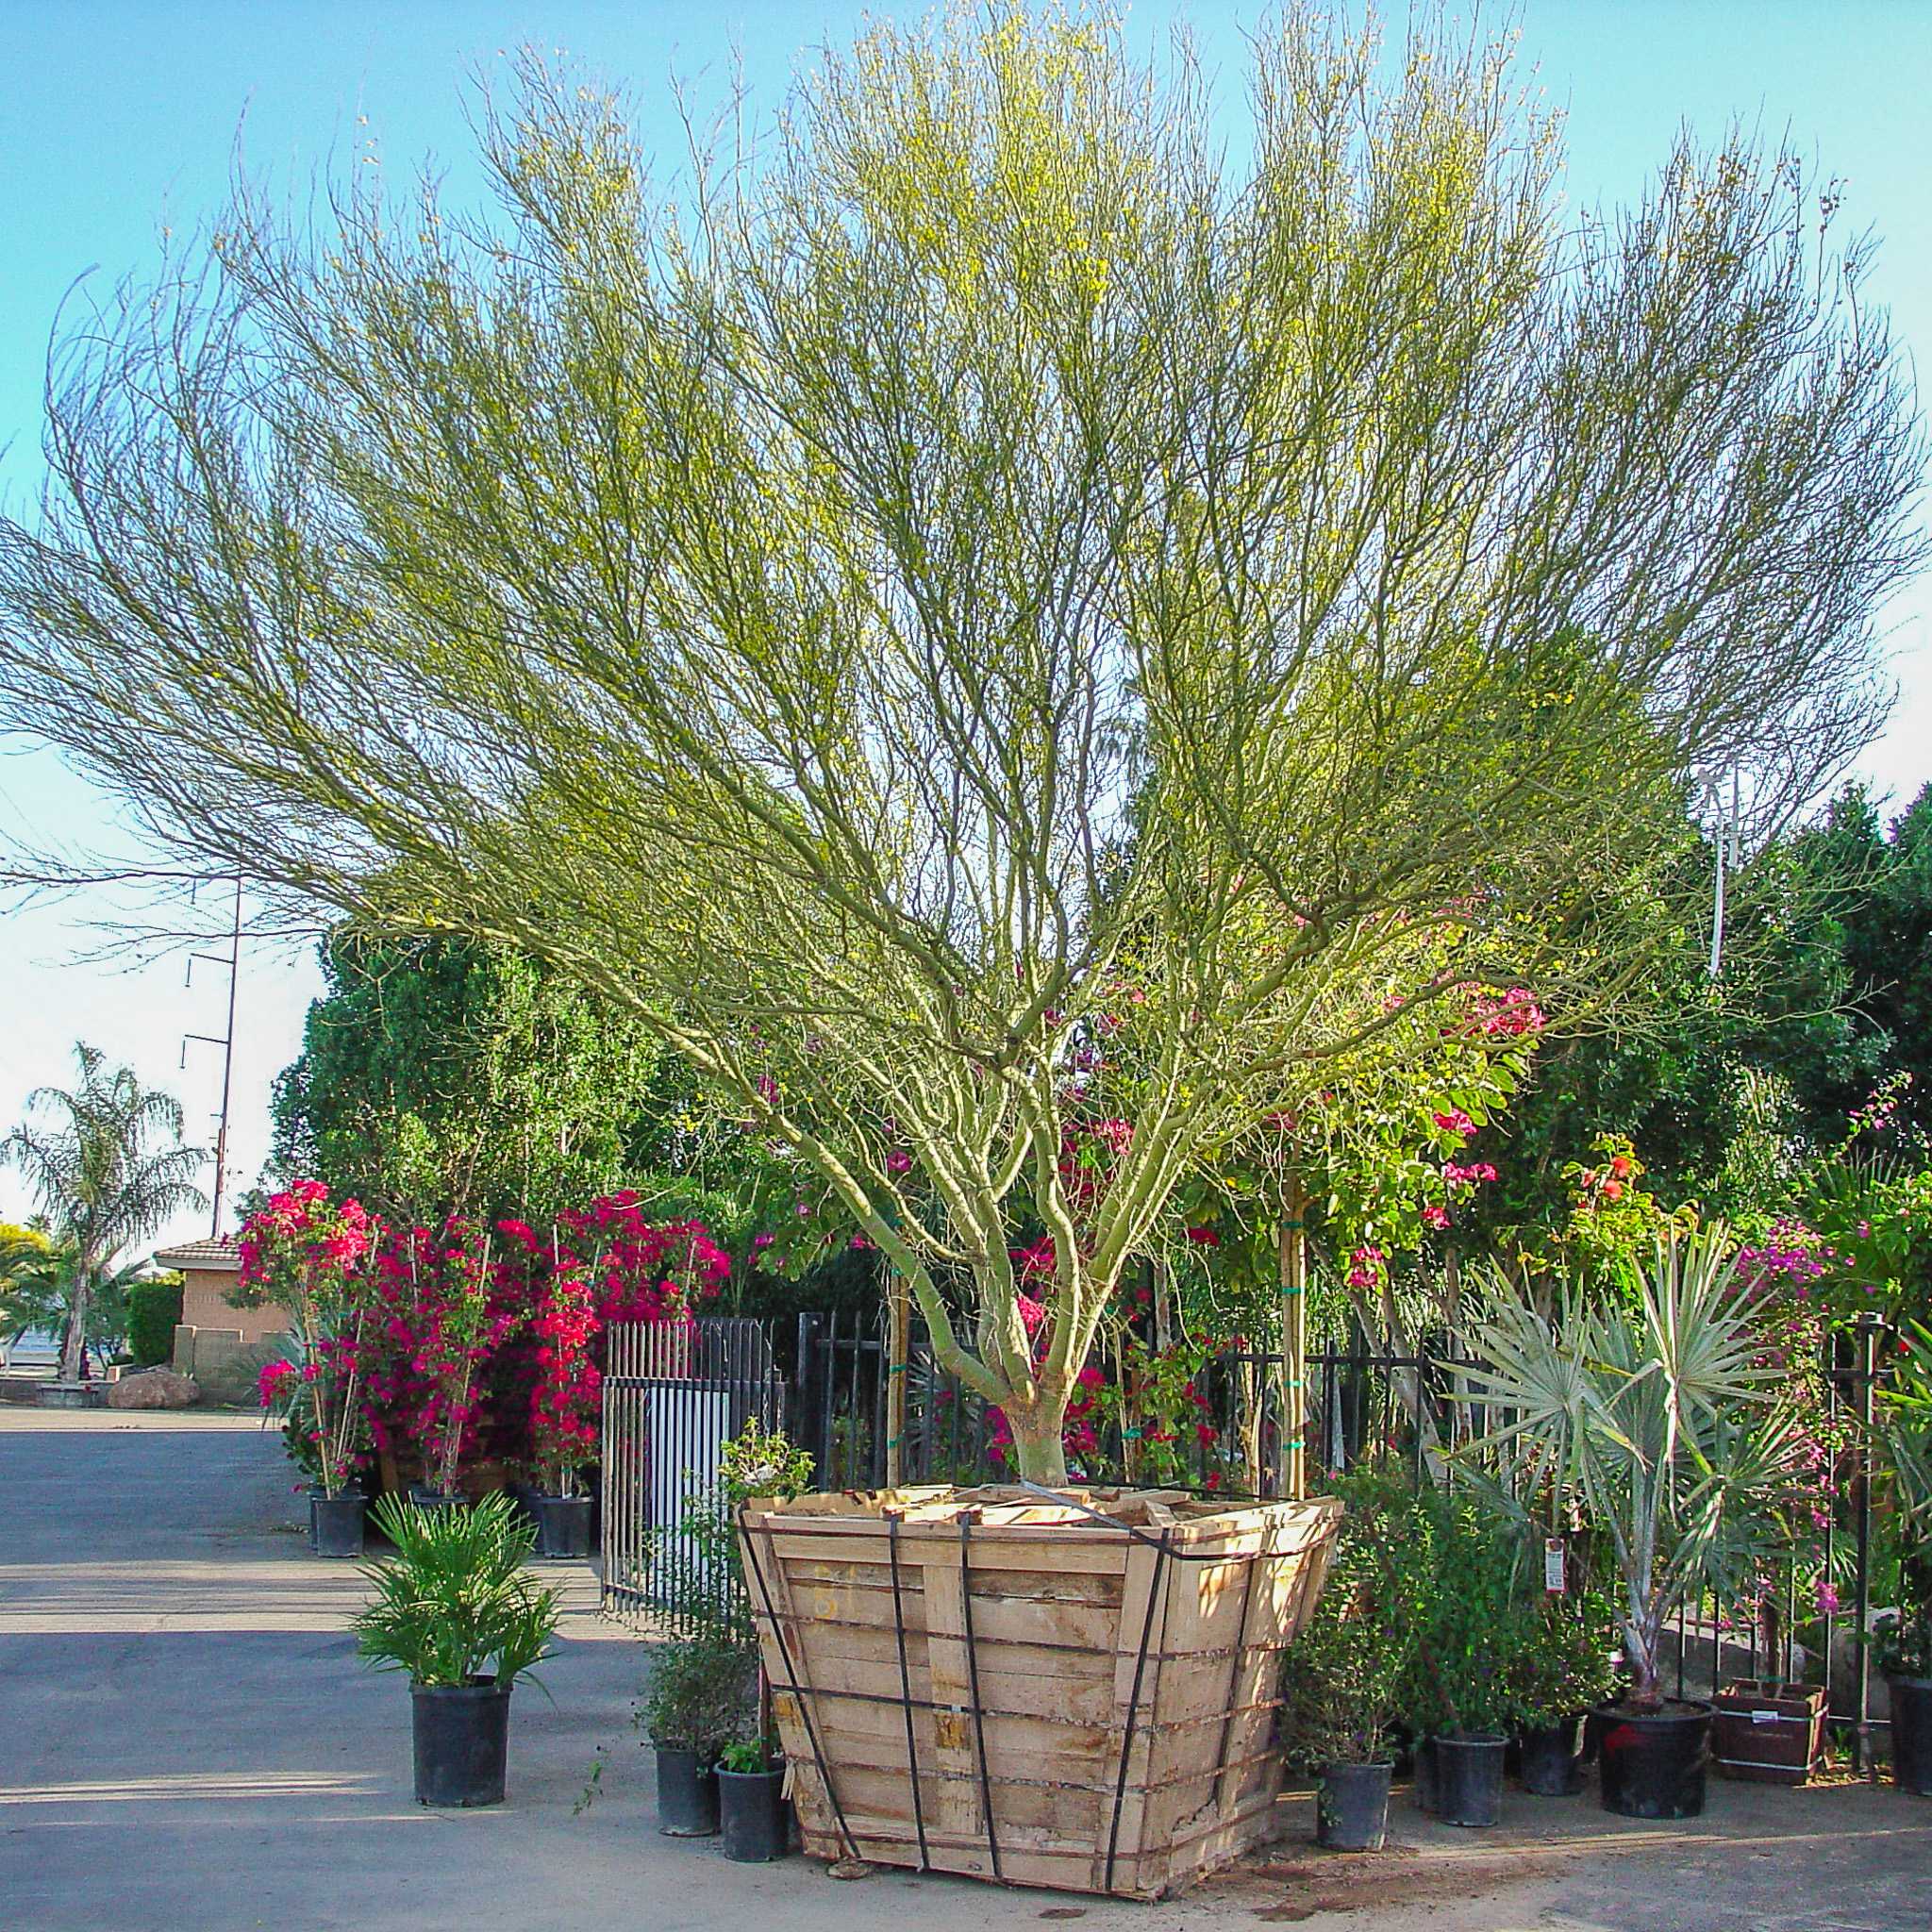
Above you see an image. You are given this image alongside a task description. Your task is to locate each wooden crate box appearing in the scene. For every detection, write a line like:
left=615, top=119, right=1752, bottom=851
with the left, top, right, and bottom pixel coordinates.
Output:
left=737, top=1485, right=1342, bottom=1899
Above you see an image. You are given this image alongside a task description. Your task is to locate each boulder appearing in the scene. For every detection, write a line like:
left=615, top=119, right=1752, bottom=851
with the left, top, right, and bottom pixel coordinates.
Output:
left=105, top=1369, right=201, bottom=1410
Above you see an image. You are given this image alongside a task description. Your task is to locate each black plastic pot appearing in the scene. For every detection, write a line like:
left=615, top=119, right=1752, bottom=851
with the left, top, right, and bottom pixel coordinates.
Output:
left=1518, top=1715, right=1586, bottom=1796
left=306, top=1484, right=325, bottom=1550
left=654, top=1745, right=720, bottom=1836
left=1596, top=1700, right=1711, bottom=1819
left=1890, top=1675, right=1932, bottom=1796
left=312, top=1491, right=367, bottom=1559
left=532, top=1493, right=593, bottom=1560
left=1315, top=1761, right=1393, bottom=1851
left=718, top=1767, right=789, bottom=1861
left=411, top=1679, right=511, bottom=1807
left=1410, top=1733, right=1438, bottom=1812
left=408, top=1486, right=467, bottom=1514
left=1434, top=1733, right=1507, bottom=1826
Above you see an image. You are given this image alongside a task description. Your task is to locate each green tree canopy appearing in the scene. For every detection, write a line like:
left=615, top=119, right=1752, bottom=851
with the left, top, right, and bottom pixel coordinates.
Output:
left=268, top=925, right=687, bottom=1226
left=0, top=10, right=1922, bottom=1473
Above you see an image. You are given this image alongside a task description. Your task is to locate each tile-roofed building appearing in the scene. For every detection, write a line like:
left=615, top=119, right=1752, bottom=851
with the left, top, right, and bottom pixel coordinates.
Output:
left=151, top=1233, right=291, bottom=1348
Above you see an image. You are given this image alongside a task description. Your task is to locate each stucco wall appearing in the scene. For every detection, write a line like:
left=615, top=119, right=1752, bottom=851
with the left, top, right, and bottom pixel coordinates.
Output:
left=171, top=1324, right=294, bottom=1406
left=178, top=1267, right=290, bottom=1343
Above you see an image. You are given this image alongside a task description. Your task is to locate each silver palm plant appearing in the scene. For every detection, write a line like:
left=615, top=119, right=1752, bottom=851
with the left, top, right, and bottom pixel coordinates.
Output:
left=1457, top=1225, right=1800, bottom=1708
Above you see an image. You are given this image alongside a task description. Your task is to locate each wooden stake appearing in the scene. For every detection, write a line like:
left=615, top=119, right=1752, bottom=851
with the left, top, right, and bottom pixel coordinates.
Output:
left=885, top=1266, right=908, bottom=1488
left=1278, top=1175, right=1307, bottom=1501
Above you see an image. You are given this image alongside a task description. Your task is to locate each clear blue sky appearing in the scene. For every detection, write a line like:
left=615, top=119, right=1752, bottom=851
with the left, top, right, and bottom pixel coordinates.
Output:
left=2, top=1, right=1928, bottom=1250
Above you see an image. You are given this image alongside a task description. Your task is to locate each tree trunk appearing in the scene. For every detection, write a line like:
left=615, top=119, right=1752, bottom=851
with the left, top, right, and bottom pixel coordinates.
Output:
left=1006, top=1410, right=1069, bottom=1487
left=58, top=1272, right=92, bottom=1384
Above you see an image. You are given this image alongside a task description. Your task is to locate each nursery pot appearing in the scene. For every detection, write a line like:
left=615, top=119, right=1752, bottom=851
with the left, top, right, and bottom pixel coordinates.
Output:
left=1518, top=1716, right=1586, bottom=1796
left=411, top=1679, right=511, bottom=1807
left=311, top=1491, right=367, bottom=1559
left=719, top=1767, right=789, bottom=1861
left=532, top=1493, right=593, bottom=1560
left=1595, top=1700, right=1711, bottom=1819
left=1890, top=1676, right=1932, bottom=1796
left=1315, top=1761, right=1393, bottom=1851
left=1434, top=1733, right=1506, bottom=1827
left=408, top=1485, right=467, bottom=1514
left=1409, top=1733, right=1439, bottom=1812
left=654, top=1745, right=719, bottom=1836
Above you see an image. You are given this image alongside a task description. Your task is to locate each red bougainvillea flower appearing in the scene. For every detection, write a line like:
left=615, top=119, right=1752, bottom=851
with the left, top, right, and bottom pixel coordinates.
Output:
left=258, top=1358, right=298, bottom=1407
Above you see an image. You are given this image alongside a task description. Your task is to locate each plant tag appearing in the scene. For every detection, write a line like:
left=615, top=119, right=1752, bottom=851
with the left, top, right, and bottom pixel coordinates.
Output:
left=1543, top=1537, right=1565, bottom=1593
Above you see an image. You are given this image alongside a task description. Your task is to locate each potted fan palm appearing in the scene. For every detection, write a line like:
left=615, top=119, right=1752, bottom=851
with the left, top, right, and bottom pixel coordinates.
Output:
left=352, top=1491, right=562, bottom=1806
left=1461, top=1227, right=1797, bottom=1819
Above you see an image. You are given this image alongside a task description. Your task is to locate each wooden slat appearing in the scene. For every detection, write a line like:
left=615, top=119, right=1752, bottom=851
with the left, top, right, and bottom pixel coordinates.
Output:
left=744, top=1488, right=1341, bottom=1900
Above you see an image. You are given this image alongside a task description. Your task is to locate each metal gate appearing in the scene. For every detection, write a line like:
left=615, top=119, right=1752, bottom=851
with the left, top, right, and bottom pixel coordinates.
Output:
left=600, top=1317, right=784, bottom=1626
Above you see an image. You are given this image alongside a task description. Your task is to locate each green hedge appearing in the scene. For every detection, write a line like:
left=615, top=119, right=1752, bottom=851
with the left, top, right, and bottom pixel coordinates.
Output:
left=125, top=1275, right=185, bottom=1367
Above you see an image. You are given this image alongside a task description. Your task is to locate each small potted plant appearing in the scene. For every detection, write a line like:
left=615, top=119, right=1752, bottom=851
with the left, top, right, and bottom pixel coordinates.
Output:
left=1507, top=1593, right=1620, bottom=1795
left=1283, top=1464, right=1420, bottom=1850
left=638, top=1636, right=758, bottom=1836
left=717, top=1732, right=790, bottom=1862
left=1420, top=1539, right=1520, bottom=1828
left=527, top=1266, right=597, bottom=1557
left=352, top=1491, right=562, bottom=1806
left=1464, top=1228, right=1798, bottom=1819
left=239, top=1183, right=376, bottom=1557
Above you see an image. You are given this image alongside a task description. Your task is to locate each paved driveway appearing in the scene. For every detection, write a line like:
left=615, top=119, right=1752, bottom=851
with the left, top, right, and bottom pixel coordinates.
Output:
left=2, top=1409, right=1927, bottom=1932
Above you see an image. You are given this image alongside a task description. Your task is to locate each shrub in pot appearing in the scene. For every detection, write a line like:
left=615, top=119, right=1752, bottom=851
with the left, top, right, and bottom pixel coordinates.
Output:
left=638, top=1637, right=758, bottom=1836
left=1505, top=1593, right=1620, bottom=1795
left=717, top=1735, right=791, bottom=1862
left=1281, top=1467, right=1416, bottom=1852
left=352, top=1491, right=561, bottom=1806
left=1463, top=1227, right=1801, bottom=1820
left=243, top=1186, right=377, bottom=1558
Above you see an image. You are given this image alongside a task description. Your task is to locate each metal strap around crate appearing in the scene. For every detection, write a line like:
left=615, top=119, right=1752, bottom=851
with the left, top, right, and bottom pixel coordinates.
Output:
left=958, top=1514, right=1004, bottom=1883
left=1207, top=1519, right=1267, bottom=1795
left=885, top=1511, right=932, bottom=1871
left=738, top=1507, right=863, bottom=1865
left=1104, top=1525, right=1173, bottom=1895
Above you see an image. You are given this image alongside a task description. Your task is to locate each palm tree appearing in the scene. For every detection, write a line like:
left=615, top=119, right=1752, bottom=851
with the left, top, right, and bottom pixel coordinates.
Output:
left=2, top=1043, right=207, bottom=1383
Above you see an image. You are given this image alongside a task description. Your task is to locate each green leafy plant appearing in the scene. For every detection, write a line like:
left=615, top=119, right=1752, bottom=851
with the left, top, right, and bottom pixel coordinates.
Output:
left=1503, top=1594, right=1622, bottom=1729
left=716, top=1737, right=774, bottom=1774
left=124, top=1273, right=184, bottom=1367
left=352, top=1491, right=561, bottom=1688
left=638, top=1637, right=759, bottom=1757
left=1280, top=1464, right=1422, bottom=1766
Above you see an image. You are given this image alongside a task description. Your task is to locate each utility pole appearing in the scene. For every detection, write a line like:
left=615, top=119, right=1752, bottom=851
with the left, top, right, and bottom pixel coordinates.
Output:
left=183, top=877, right=242, bottom=1238
left=1707, top=770, right=1740, bottom=981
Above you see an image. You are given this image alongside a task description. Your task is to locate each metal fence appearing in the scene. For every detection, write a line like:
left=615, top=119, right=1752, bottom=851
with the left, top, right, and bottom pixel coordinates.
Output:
left=788, top=1302, right=1904, bottom=1765
left=608, top=1303, right=1903, bottom=1765
left=600, top=1316, right=785, bottom=1629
